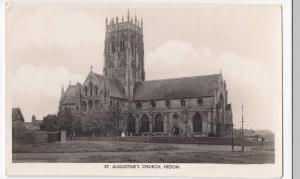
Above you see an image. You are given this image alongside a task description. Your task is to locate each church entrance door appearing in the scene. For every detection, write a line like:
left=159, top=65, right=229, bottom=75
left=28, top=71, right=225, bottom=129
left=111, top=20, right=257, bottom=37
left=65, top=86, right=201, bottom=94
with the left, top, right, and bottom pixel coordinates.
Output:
left=127, top=115, right=136, bottom=135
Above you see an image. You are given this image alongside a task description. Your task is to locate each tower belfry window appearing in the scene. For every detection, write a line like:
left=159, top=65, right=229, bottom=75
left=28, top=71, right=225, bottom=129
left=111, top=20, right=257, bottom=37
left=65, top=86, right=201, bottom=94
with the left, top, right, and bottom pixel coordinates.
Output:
left=112, top=43, right=116, bottom=53
left=121, top=41, right=125, bottom=51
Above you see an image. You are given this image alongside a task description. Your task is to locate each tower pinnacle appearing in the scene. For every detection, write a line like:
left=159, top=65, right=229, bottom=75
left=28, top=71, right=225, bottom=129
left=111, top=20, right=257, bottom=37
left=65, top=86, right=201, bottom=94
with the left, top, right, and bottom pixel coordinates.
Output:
left=127, top=9, right=130, bottom=21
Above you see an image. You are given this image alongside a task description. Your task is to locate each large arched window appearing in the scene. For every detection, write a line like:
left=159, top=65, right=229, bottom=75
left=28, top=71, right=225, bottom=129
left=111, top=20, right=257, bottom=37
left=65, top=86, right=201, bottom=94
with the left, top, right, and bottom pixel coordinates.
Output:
left=84, top=86, right=88, bottom=96
left=127, top=115, right=136, bottom=134
left=94, top=85, right=98, bottom=96
left=193, top=113, right=202, bottom=132
left=82, top=101, right=87, bottom=112
left=112, top=43, right=116, bottom=53
left=89, top=82, right=93, bottom=96
left=154, top=114, right=164, bottom=132
left=141, top=114, right=149, bottom=132
left=120, top=40, right=125, bottom=51
left=88, top=100, right=93, bottom=110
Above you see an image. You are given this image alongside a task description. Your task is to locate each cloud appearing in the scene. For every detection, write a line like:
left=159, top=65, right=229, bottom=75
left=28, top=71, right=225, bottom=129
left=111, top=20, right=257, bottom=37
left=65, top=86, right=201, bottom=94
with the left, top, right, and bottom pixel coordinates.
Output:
left=146, top=40, right=275, bottom=130
left=12, top=65, right=84, bottom=121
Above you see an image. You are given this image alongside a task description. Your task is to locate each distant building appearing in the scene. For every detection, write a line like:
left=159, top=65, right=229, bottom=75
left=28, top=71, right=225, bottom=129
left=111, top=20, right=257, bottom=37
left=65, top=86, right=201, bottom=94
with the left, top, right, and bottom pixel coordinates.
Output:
left=12, top=108, right=25, bottom=123
left=12, top=108, right=27, bottom=131
left=59, top=11, right=233, bottom=137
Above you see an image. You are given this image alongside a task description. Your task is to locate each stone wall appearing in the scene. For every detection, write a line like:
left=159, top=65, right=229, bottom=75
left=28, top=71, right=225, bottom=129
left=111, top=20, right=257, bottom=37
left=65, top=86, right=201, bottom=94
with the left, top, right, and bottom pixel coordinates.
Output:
left=74, top=136, right=266, bottom=146
left=12, top=131, right=61, bottom=144
left=12, top=131, right=48, bottom=144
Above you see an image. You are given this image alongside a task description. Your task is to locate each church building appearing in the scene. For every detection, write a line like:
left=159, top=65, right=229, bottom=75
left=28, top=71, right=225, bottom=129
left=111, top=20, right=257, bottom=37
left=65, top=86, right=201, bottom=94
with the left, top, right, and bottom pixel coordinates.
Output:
left=59, top=12, right=233, bottom=137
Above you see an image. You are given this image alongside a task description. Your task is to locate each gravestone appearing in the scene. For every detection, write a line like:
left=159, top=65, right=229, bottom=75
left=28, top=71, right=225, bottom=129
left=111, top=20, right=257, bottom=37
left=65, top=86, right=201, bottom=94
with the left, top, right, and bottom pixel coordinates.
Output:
left=60, top=131, right=66, bottom=143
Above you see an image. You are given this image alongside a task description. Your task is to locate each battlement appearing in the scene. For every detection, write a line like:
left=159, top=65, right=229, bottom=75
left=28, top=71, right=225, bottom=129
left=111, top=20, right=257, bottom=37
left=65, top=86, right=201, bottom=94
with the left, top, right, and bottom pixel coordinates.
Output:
left=106, top=11, right=143, bottom=34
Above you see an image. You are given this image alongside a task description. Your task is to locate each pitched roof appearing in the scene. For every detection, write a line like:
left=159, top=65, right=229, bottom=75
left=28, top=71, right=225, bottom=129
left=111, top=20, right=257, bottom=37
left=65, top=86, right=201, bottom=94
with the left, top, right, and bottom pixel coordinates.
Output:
left=90, top=72, right=126, bottom=99
left=133, top=74, right=221, bottom=100
left=24, top=122, right=40, bottom=131
left=12, top=108, right=25, bottom=122
left=61, top=84, right=81, bottom=104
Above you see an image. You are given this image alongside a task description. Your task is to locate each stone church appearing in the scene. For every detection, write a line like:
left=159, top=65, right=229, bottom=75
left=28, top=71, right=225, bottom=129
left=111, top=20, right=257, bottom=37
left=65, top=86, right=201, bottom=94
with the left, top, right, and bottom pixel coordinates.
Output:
left=59, top=12, right=233, bottom=137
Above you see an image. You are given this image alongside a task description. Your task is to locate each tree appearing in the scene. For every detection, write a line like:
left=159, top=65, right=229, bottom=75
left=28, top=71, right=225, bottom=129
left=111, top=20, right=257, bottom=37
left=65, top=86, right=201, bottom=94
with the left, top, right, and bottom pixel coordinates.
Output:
left=82, top=110, right=122, bottom=137
left=71, top=116, right=83, bottom=137
left=40, top=114, right=59, bottom=131
left=57, top=108, right=74, bottom=137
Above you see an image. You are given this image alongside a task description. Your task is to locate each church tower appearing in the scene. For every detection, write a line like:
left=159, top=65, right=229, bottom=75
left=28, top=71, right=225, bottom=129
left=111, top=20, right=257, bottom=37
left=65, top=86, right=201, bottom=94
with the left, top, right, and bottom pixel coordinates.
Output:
left=103, top=11, right=145, bottom=100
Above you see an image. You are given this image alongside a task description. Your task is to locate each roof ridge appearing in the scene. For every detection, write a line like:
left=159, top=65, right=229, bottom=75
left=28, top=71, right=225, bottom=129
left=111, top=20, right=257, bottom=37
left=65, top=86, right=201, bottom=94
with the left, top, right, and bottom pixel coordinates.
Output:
left=143, top=73, right=221, bottom=83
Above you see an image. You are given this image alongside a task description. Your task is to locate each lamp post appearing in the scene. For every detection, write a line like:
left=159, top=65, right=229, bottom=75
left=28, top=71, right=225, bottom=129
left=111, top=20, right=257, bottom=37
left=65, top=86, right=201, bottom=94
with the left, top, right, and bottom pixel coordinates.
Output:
left=241, top=103, right=245, bottom=152
left=231, top=123, right=235, bottom=151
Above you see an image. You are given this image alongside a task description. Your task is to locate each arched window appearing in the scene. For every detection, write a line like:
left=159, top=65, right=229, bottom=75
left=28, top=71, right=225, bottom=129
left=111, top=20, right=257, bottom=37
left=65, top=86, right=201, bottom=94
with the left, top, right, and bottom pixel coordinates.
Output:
left=76, top=106, right=79, bottom=111
left=116, top=101, right=120, bottom=107
left=150, top=101, right=156, bottom=108
left=165, top=100, right=170, bottom=108
left=120, top=40, right=125, bottom=51
left=110, top=100, right=113, bottom=107
left=88, top=100, right=93, bottom=110
left=136, top=102, right=142, bottom=109
left=94, top=86, right=98, bottom=96
left=193, top=113, right=202, bottom=132
left=112, top=43, right=116, bottom=53
left=95, top=100, right=99, bottom=109
left=127, top=115, right=136, bottom=133
left=180, top=99, right=186, bottom=107
left=82, top=101, right=87, bottom=112
left=84, top=86, right=88, bottom=96
left=141, top=114, right=149, bottom=132
left=197, top=97, right=203, bottom=105
left=154, top=114, right=164, bottom=132
left=89, top=82, right=93, bottom=96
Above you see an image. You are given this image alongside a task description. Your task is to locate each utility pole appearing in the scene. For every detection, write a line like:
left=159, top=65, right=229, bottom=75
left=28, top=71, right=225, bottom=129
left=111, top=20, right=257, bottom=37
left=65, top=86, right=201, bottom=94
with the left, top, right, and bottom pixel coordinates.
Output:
left=241, top=103, right=245, bottom=152
left=231, top=123, right=235, bottom=151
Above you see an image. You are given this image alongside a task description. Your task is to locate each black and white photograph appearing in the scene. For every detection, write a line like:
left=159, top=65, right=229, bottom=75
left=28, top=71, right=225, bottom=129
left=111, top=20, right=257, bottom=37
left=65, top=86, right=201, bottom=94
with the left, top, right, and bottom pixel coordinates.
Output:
left=5, top=1, right=286, bottom=177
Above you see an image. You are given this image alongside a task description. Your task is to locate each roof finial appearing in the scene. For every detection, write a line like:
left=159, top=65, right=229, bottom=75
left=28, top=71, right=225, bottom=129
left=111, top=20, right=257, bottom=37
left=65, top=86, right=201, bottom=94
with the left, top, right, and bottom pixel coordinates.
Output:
left=90, top=65, right=93, bottom=72
left=61, top=85, right=65, bottom=95
left=220, top=68, right=222, bottom=74
left=127, top=9, right=130, bottom=21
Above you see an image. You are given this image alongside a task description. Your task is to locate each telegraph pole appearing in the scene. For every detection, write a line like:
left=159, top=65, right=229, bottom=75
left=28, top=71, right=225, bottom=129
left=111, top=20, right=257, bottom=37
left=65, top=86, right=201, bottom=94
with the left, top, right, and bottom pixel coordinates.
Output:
left=231, top=123, right=235, bottom=151
left=241, top=103, right=245, bottom=152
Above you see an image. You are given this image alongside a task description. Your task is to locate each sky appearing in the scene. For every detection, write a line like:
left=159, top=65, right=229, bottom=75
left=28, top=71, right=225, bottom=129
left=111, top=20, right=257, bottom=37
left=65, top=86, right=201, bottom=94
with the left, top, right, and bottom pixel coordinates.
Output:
left=6, top=2, right=282, bottom=131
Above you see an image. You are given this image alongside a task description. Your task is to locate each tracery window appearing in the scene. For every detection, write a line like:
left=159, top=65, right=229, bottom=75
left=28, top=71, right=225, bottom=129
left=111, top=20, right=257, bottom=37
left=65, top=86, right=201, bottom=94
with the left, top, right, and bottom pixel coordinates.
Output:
left=112, top=43, right=116, bottom=53
left=141, top=114, right=149, bottom=132
left=84, top=86, right=88, bottom=96
left=94, top=86, right=98, bottom=96
left=127, top=115, right=136, bottom=133
left=193, top=113, right=202, bottom=132
left=120, top=40, right=125, bottom=51
left=89, top=82, right=93, bottom=96
left=154, top=114, right=164, bottom=132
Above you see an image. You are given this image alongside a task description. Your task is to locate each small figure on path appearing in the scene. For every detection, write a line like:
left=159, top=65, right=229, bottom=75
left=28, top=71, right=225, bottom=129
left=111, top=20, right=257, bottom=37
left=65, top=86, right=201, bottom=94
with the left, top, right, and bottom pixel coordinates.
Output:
left=121, top=131, right=125, bottom=137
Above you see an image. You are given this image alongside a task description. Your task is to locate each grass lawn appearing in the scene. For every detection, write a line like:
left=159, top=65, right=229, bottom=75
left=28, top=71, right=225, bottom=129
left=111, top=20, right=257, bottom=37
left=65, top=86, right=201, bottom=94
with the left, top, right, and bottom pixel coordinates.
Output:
left=12, top=141, right=275, bottom=163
